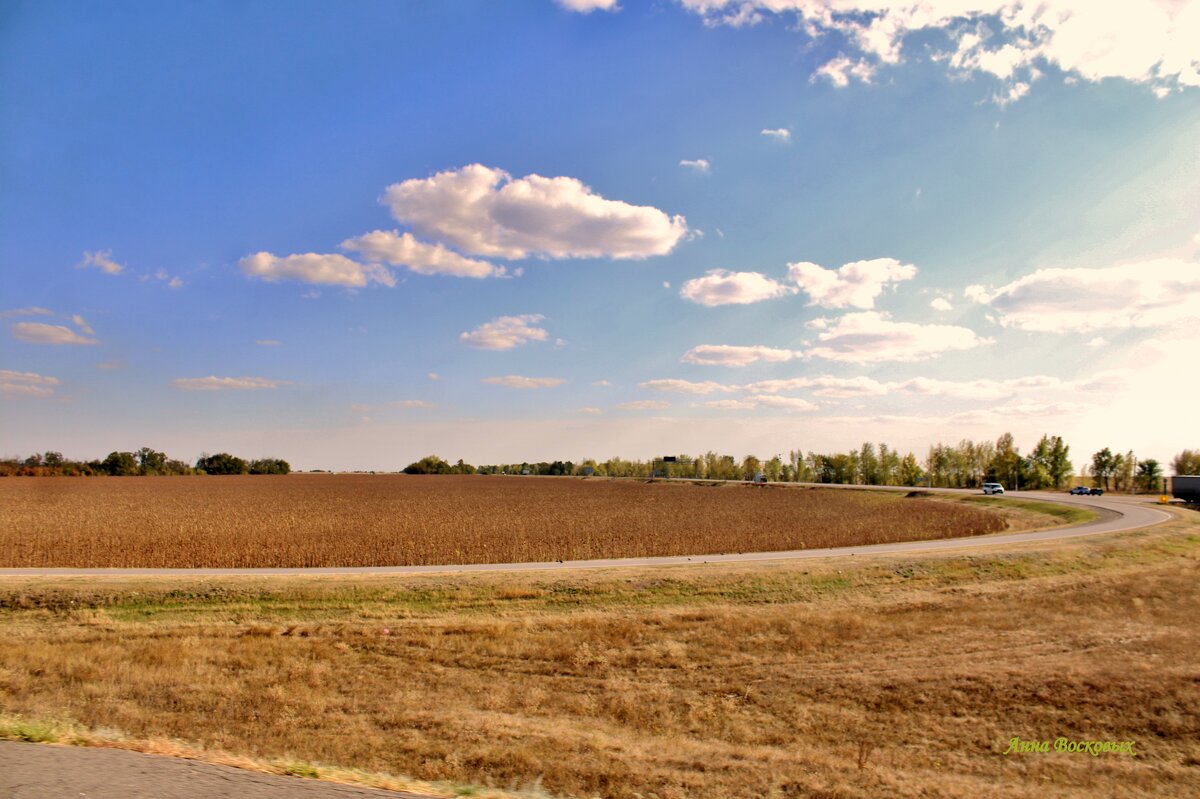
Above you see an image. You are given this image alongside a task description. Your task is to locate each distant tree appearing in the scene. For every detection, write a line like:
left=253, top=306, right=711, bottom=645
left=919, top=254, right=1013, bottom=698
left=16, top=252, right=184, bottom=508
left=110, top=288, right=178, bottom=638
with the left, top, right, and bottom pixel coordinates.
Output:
left=1136, top=459, right=1163, bottom=493
left=1172, top=449, right=1200, bottom=475
left=42, top=451, right=64, bottom=468
left=196, top=453, right=250, bottom=475
left=402, top=455, right=452, bottom=475
left=249, top=458, right=291, bottom=475
left=102, top=451, right=139, bottom=476
left=1090, top=448, right=1116, bottom=490
left=898, top=453, right=923, bottom=487
left=137, top=447, right=168, bottom=475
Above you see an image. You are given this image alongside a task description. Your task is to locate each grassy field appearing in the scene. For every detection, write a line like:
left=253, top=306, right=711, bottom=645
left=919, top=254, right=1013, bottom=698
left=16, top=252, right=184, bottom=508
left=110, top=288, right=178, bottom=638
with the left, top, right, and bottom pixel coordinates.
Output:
left=0, top=475, right=1014, bottom=568
left=1, top=507, right=1196, bottom=798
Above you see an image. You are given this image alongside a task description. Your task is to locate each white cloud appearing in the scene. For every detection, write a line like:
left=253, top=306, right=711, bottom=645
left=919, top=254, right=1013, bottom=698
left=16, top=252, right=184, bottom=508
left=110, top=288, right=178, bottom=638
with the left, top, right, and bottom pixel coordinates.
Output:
left=171, top=376, right=288, bottom=391
left=0, top=307, right=53, bottom=318
left=77, top=250, right=124, bottom=275
left=812, top=54, right=875, bottom=87
left=482, top=375, right=566, bottom=389
left=71, top=314, right=95, bottom=335
left=341, top=230, right=505, bottom=278
left=806, top=311, right=992, bottom=363
left=681, top=1, right=1200, bottom=98
left=788, top=258, right=917, bottom=309
left=966, top=258, right=1200, bottom=332
left=680, top=269, right=796, bottom=306
left=680, top=344, right=801, bottom=367
left=10, top=322, right=98, bottom=345
left=557, top=0, right=620, bottom=12
left=0, top=369, right=60, bottom=397
left=1086, top=336, right=1107, bottom=347
left=680, top=158, right=711, bottom=173
left=696, top=395, right=818, bottom=411
left=617, top=399, right=671, bottom=410
left=639, top=378, right=739, bottom=395
left=427, top=372, right=441, bottom=381
left=745, top=375, right=890, bottom=398
left=760, top=127, right=791, bottom=141
left=395, top=400, right=436, bottom=408
left=460, top=314, right=549, bottom=350
left=930, top=297, right=954, bottom=311
left=592, top=379, right=612, bottom=387
left=578, top=406, right=604, bottom=415
left=382, top=164, right=688, bottom=260
left=150, top=268, right=184, bottom=289
left=239, top=252, right=395, bottom=288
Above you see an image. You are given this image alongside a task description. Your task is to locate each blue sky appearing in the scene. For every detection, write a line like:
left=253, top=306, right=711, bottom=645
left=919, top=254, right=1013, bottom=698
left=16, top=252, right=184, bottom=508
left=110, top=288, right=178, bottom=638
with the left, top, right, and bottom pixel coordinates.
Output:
left=2, top=0, right=1198, bottom=470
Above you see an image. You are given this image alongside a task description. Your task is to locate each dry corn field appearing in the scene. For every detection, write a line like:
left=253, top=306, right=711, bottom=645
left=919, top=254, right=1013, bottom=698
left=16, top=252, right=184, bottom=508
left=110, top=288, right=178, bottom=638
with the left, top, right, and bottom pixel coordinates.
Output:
left=0, top=475, right=1009, bottom=569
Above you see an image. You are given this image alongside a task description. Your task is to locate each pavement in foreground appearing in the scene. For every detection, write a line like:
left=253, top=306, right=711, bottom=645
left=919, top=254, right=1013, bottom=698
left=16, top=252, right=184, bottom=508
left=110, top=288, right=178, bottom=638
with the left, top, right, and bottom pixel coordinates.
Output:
left=0, top=741, right=436, bottom=799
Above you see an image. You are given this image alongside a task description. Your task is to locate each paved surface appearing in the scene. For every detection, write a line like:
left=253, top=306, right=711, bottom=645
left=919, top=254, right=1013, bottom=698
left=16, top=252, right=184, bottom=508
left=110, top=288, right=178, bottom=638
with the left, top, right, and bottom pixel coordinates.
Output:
left=0, top=741, right=435, bottom=798
left=0, top=489, right=1172, bottom=578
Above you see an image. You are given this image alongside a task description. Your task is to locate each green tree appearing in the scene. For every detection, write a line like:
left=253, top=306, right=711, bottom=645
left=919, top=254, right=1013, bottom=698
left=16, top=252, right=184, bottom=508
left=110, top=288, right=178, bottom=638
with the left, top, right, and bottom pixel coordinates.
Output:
left=402, top=455, right=452, bottom=475
left=102, top=451, right=139, bottom=476
left=196, top=453, right=250, bottom=475
left=249, top=458, right=291, bottom=475
left=136, top=447, right=167, bottom=475
left=898, top=453, right=923, bottom=486
left=1090, top=448, right=1116, bottom=490
left=1136, top=459, right=1163, bottom=493
left=1172, top=449, right=1200, bottom=475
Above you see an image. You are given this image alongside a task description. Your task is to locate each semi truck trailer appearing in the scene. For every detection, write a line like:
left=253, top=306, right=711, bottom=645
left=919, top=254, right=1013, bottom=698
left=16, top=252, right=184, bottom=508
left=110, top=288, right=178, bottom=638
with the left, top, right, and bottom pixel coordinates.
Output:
left=1172, top=475, right=1200, bottom=503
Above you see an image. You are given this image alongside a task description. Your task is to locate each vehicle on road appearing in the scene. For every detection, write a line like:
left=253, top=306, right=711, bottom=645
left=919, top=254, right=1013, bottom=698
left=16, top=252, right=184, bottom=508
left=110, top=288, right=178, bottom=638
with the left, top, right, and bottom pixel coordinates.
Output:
left=1172, top=475, right=1200, bottom=503
left=982, top=482, right=1005, bottom=495
left=1089, top=487, right=1103, bottom=496
left=1069, top=486, right=1090, bottom=495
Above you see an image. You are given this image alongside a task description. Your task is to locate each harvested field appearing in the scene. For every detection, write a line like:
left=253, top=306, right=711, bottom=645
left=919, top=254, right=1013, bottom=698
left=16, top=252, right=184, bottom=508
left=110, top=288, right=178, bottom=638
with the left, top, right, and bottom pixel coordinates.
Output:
left=0, top=475, right=1010, bottom=569
left=0, top=516, right=1197, bottom=799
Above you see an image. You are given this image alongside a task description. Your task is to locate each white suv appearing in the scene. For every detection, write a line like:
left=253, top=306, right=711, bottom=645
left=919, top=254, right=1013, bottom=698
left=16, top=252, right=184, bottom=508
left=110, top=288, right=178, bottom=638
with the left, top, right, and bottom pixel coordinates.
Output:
left=982, top=483, right=1005, bottom=495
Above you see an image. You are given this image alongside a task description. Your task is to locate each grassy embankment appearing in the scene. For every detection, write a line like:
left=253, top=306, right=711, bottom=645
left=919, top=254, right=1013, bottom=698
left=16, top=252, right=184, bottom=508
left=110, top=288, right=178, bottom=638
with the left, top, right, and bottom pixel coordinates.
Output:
left=2, top=502, right=1196, bottom=799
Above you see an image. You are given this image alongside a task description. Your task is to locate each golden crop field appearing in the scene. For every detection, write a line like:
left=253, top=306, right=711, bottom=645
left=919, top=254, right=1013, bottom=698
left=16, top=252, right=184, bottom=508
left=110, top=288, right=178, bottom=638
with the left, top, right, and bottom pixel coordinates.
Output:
left=0, top=475, right=1009, bottom=569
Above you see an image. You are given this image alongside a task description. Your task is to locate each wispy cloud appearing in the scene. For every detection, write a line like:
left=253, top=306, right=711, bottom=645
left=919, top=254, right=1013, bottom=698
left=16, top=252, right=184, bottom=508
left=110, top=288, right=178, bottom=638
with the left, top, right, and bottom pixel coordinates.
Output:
left=616, top=399, right=670, bottom=410
left=10, top=322, right=98, bottom=345
left=0, top=307, right=53, bottom=319
left=342, top=230, right=506, bottom=279
left=77, top=249, right=124, bottom=275
left=789, top=258, right=917, bottom=309
left=556, top=0, right=619, bottom=12
left=679, top=158, right=711, bottom=173
left=679, top=269, right=795, bottom=306
left=482, top=375, right=565, bottom=389
left=760, top=127, right=791, bottom=142
left=171, top=376, right=289, bottom=391
left=639, top=379, right=739, bottom=395
left=239, top=252, right=395, bottom=288
left=0, top=369, right=61, bottom=397
left=806, top=311, right=991, bottom=363
left=680, top=344, right=801, bottom=367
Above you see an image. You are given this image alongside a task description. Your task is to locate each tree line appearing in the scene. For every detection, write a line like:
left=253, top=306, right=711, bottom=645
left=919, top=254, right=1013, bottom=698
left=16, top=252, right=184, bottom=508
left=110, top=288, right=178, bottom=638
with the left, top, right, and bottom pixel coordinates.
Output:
left=0, top=448, right=290, bottom=477
left=411, top=436, right=1200, bottom=492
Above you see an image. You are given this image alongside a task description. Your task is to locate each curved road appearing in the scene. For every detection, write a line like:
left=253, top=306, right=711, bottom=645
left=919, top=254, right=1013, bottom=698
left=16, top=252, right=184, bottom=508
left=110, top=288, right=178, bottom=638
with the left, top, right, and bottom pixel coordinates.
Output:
left=0, top=490, right=1172, bottom=578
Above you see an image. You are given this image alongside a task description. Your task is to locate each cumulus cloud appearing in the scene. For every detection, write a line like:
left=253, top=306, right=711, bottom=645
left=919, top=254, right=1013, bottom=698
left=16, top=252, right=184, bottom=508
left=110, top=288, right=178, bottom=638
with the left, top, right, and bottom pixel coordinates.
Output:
left=77, top=250, right=124, bottom=275
left=680, top=1, right=1200, bottom=98
left=10, top=322, right=98, bottom=345
left=965, top=258, right=1200, bottom=332
left=680, top=344, right=801, bottom=366
left=680, top=158, right=711, bottom=172
left=171, top=376, right=288, bottom=391
left=460, top=314, right=549, bottom=350
left=0, top=369, right=61, bottom=397
left=806, top=311, right=991, bottom=363
left=639, top=379, right=739, bottom=395
left=382, top=164, right=688, bottom=260
left=680, top=269, right=796, bottom=306
left=761, top=127, right=791, bottom=141
left=557, top=0, right=620, bottom=12
left=617, top=399, right=671, bottom=410
left=788, top=258, right=917, bottom=309
left=482, top=375, right=566, bottom=389
left=341, top=230, right=505, bottom=278
left=239, top=252, right=395, bottom=288
left=930, top=297, right=954, bottom=311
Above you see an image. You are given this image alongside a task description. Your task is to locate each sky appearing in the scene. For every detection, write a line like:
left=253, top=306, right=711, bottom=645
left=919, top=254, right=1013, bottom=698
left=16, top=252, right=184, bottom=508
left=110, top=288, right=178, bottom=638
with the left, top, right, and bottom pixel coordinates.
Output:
left=2, top=0, right=1198, bottom=471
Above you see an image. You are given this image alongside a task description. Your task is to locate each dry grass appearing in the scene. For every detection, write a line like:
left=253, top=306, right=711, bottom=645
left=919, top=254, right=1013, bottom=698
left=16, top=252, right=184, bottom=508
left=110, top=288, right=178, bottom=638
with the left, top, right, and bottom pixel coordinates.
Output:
left=1, top=511, right=1198, bottom=798
left=0, top=475, right=1010, bottom=568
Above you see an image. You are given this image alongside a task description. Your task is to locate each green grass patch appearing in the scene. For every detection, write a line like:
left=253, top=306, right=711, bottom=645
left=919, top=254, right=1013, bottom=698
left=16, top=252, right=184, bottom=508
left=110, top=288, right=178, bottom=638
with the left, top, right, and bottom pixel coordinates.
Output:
left=963, top=495, right=1097, bottom=525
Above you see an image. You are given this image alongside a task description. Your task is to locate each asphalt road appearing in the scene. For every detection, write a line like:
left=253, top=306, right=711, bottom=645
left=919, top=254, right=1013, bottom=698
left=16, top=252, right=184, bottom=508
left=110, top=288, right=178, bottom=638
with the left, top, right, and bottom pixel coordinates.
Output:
left=0, top=489, right=1171, bottom=578
left=0, top=741, right=436, bottom=799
